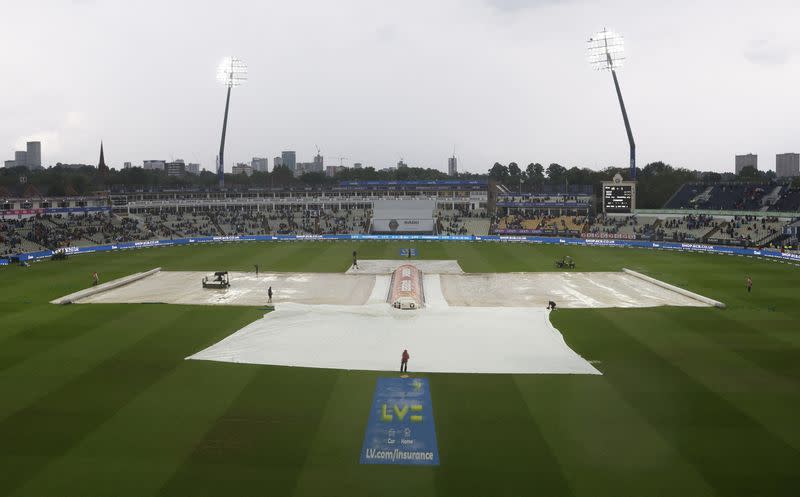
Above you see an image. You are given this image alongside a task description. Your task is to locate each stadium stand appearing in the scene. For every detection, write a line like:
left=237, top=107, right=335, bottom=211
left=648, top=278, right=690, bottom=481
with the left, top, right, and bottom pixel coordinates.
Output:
left=707, top=216, right=787, bottom=246
left=664, top=182, right=800, bottom=212
left=3, top=178, right=800, bottom=257
left=772, top=187, right=800, bottom=212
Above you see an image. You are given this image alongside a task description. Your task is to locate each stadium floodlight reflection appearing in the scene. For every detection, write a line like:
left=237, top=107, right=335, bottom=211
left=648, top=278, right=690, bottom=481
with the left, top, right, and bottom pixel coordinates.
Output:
left=587, top=29, right=636, bottom=180
left=216, top=57, right=248, bottom=188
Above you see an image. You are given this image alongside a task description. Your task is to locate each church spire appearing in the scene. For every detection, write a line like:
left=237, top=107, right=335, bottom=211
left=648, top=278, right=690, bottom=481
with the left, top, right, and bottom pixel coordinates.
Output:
left=98, top=141, right=108, bottom=172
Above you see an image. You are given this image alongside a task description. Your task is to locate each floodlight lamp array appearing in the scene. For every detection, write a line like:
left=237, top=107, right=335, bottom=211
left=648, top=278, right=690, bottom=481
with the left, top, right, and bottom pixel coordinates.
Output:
left=587, top=30, right=625, bottom=71
left=217, top=57, right=248, bottom=87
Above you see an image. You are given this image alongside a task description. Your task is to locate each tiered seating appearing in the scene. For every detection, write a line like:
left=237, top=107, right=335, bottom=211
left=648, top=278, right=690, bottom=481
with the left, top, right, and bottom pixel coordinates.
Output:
left=462, top=218, right=490, bottom=236
left=772, top=188, right=800, bottom=212
left=712, top=216, right=786, bottom=245
left=663, top=184, right=698, bottom=209
left=664, top=182, right=800, bottom=211
left=521, top=219, right=541, bottom=230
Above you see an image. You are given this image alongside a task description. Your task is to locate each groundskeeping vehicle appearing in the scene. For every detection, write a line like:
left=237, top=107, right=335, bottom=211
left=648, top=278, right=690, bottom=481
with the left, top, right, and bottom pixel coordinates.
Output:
left=202, top=271, right=230, bottom=289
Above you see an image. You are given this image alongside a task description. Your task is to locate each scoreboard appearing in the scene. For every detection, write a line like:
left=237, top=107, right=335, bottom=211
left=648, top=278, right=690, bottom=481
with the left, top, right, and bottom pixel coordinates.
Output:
left=602, top=181, right=636, bottom=214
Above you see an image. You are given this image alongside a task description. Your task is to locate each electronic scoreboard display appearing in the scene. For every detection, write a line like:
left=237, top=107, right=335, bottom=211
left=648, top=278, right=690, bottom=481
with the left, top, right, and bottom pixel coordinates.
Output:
left=603, top=184, right=633, bottom=213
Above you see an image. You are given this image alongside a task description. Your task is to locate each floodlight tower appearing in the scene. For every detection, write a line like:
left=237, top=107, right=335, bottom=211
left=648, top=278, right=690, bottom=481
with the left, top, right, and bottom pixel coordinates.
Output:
left=216, top=57, right=247, bottom=188
left=587, top=29, right=636, bottom=180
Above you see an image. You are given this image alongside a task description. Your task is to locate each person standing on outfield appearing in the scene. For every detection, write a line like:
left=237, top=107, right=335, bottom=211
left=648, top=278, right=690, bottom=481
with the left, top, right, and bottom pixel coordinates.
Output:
left=352, top=250, right=359, bottom=270
left=92, top=271, right=99, bottom=286
left=746, top=276, right=752, bottom=293
left=268, top=286, right=273, bottom=304
left=401, top=349, right=410, bottom=373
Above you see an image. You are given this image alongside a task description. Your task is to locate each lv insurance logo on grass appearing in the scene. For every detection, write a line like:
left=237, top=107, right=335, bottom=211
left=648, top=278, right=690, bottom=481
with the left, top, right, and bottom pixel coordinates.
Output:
left=360, top=377, right=439, bottom=465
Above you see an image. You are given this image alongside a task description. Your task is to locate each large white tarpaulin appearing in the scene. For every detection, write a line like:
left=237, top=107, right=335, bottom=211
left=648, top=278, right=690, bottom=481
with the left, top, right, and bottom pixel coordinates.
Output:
left=372, top=199, right=436, bottom=233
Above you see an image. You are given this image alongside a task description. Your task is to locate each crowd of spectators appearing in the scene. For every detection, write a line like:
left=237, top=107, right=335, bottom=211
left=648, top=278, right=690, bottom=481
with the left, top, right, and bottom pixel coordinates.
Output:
left=497, top=194, right=591, bottom=205
left=1, top=213, right=151, bottom=256
left=120, top=208, right=375, bottom=237
left=436, top=207, right=487, bottom=235
left=491, top=211, right=586, bottom=234
left=0, top=219, right=26, bottom=255
left=2, top=209, right=797, bottom=258
left=714, top=215, right=784, bottom=246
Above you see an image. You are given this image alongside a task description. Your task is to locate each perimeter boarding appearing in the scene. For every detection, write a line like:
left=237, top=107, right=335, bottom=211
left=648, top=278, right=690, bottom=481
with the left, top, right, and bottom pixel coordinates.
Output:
left=10, top=234, right=800, bottom=267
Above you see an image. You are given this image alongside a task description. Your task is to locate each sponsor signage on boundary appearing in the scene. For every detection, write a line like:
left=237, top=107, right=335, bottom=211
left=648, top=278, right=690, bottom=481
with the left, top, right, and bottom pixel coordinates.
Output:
left=0, top=259, right=8, bottom=266
left=360, top=377, right=439, bottom=466
left=580, top=232, right=636, bottom=240
left=5, top=234, right=800, bottom=265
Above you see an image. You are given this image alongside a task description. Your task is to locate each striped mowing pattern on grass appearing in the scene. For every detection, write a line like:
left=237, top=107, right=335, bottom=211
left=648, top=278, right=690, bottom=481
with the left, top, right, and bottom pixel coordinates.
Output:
left=0, top=241, right=798, bottom=497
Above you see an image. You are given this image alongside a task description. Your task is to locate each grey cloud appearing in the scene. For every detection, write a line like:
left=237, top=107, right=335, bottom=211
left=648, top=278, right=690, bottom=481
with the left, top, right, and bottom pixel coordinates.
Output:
left=374, top=24, right=398, bottom=43
left=744, top=39, right=793, bottom=66
left=2, top=0, right=799, bottom=173
left=484, top=0, right=570, bottom=12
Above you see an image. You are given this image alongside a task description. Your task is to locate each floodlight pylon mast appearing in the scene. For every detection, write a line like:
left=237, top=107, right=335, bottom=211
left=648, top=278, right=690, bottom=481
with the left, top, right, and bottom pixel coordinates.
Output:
left=216, top=57, right=247, bottom=189
left=218, top=85, right=232, bottom=188
left=610, top=69, right=635, bottom=180
left=588, top=29, right=636, bottom=180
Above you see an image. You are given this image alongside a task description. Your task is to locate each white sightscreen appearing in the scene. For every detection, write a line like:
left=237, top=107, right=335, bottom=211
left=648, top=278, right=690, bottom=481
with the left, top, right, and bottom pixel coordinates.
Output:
left=372, top=199, right=436, bottom=233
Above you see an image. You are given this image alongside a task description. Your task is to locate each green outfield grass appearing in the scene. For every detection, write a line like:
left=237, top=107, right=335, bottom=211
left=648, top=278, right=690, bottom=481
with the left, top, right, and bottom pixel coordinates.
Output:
left=1, top=241, right=799, bottom=497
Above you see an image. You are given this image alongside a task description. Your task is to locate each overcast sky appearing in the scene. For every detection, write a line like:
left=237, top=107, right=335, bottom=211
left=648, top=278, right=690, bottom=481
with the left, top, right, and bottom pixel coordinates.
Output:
left=1, top=0, right=799, bottom=174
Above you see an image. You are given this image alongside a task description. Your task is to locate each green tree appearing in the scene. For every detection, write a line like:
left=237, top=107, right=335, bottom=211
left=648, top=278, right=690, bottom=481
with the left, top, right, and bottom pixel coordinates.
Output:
left=299, top=172, right=329, bottom=185
left=488, top=163, right=509, bottom=182
left=270, top=166, right=295, bottom=186
left=738, top=165, right=759, bottom=179
left=525, top=163, right=544, bottom=190
left=701, top=171, right=722, bottom=183
left=546, top=163, right=567, bottom=183
left=635, top=161, right=699, bottom=208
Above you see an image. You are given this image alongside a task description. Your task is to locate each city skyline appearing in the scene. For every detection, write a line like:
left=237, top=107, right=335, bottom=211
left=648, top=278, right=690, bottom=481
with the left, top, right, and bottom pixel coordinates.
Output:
left=1, top=0, right=799, bottom=174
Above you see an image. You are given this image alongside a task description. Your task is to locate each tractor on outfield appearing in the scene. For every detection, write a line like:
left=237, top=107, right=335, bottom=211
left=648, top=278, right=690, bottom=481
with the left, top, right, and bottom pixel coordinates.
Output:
left=202, top=271, right=230, bottom=289
left=555, top=256, right=575, bottom=269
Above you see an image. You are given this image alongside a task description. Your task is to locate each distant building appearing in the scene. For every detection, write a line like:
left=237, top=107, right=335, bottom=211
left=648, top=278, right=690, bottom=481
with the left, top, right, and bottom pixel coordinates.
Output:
left=57, top=163, right=94, bottom=170
left=313, top=153, right=324, bottom=170
left=397, top=159, right=408, bottom=169
left=143, top=160, right=166, bottom=171
left=186, top=163, right=200, bottom=175
left=325, top=165, right=345, bottom=177
left=165, top=161, right=186, bottom=176
left=448, top=155, right=458, bottom=176
left=273, top=156, right=283, bottom=169
left=296, top=161, right=323, bottom=176
left=4, top=160, right=16, bottom=168
left=281, top=151, right=296, bottom=172
left=776, top=153, right=799, bottom=178
left=98, top=142, right=109, bottom=172
left=26, top=141, right=41, bottom=169
left=124, top=162, right=132, bottom=169
left=353, top=162, right=362, bottom=169
left=15, top=151, right=27, bottom=167
left=735, top=154, right=758, bottom=174
left=251, top=157, right=269, bottom=173
left=232, top=163, right=253, bottom=176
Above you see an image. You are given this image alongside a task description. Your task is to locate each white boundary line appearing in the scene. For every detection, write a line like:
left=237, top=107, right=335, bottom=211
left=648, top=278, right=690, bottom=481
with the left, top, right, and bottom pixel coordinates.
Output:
left=622, top=268, right=725, bottom=309
left=51, top=267, right=162, bottom=305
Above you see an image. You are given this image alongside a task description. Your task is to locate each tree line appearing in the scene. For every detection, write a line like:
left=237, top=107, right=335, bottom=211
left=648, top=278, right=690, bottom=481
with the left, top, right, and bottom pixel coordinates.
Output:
left=487, top=162, right=780, bottom=208
left=0, top=160, right=785, bottom=210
